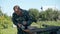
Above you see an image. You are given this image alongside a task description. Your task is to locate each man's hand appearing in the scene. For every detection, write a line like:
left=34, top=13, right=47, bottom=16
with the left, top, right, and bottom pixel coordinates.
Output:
left=24, top=29, right=33, bottom=34
left=17, top=23, right=22, bottom=28
left=24, top=29, right=30, bottom=32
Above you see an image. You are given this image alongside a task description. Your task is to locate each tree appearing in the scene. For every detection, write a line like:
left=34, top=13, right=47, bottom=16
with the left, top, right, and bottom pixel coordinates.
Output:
left=0, top=7, right=13, bottom=29
left=0, top=7, right=3, bottom=16
left=39, top=8, right=59, bottom=21
left=28, top=8, right=39, bottom=21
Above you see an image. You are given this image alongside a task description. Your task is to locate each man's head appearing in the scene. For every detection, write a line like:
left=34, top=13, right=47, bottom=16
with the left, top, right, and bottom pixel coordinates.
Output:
left=13, top=5, right=20, bottom=12
left=13, top=5, right=22, bottom=15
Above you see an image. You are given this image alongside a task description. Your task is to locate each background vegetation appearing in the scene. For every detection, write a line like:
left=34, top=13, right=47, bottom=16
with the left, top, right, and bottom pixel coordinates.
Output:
left=0, top=7, right=60, bottom=34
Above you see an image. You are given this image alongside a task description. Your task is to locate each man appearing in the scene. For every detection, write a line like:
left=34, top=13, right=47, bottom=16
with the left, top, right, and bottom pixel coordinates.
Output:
left=12, top=5, right=33, bottom=34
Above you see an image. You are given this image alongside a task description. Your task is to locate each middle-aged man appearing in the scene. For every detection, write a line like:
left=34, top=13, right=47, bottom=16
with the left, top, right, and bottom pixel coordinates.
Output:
left=12, top=5, right=35, bottom=34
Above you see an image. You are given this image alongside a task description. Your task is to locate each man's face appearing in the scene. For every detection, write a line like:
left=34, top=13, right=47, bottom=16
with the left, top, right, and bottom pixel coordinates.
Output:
left=14, top=6, right=22, bottom=15
left=14, top=7, right=19, bottom=12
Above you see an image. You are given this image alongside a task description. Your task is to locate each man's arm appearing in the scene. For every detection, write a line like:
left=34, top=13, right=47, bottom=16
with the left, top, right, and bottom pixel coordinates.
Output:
left=12, top=13, right=18, bottom=26
left=27, top=14, right=33, bottom=26
left=12, top=13, right=21, bottom=28
left=25, top=11, right=33, bottom=26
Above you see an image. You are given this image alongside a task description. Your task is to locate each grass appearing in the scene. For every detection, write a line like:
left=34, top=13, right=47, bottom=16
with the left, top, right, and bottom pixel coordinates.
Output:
left=0, top=27, right=17, bottom=34
left=31, top=20, right=60, bottom=28
left=1, top=20, right=60, bottom=34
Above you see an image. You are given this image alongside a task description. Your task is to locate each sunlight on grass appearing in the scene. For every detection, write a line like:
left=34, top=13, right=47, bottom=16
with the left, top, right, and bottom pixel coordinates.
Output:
left=0, top=27, right=17, bottom=34
left=31, top=20, right=60, bottom=28
left=0, top=20, right=60, bottom=34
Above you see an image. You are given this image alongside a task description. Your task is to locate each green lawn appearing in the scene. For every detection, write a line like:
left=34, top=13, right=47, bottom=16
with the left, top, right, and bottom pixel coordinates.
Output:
left=0, top=27, right=17, bottom=34
left=0, top=20, right=60, bottom=34
left=31, top=20, right=60, bottom=28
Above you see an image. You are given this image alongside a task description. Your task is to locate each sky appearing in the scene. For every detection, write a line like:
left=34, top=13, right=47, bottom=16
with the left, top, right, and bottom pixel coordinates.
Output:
left=0, top=0, right=60, bottom=16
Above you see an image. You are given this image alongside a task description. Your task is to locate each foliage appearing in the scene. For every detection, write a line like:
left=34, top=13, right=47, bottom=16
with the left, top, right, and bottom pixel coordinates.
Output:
left=39, top=8, right=60, bottom=21
left=0, top=8, right=13, bottom=29
left=28, top=8, right=39, bottom=21
left=0, top=7, right=60, bottom=34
